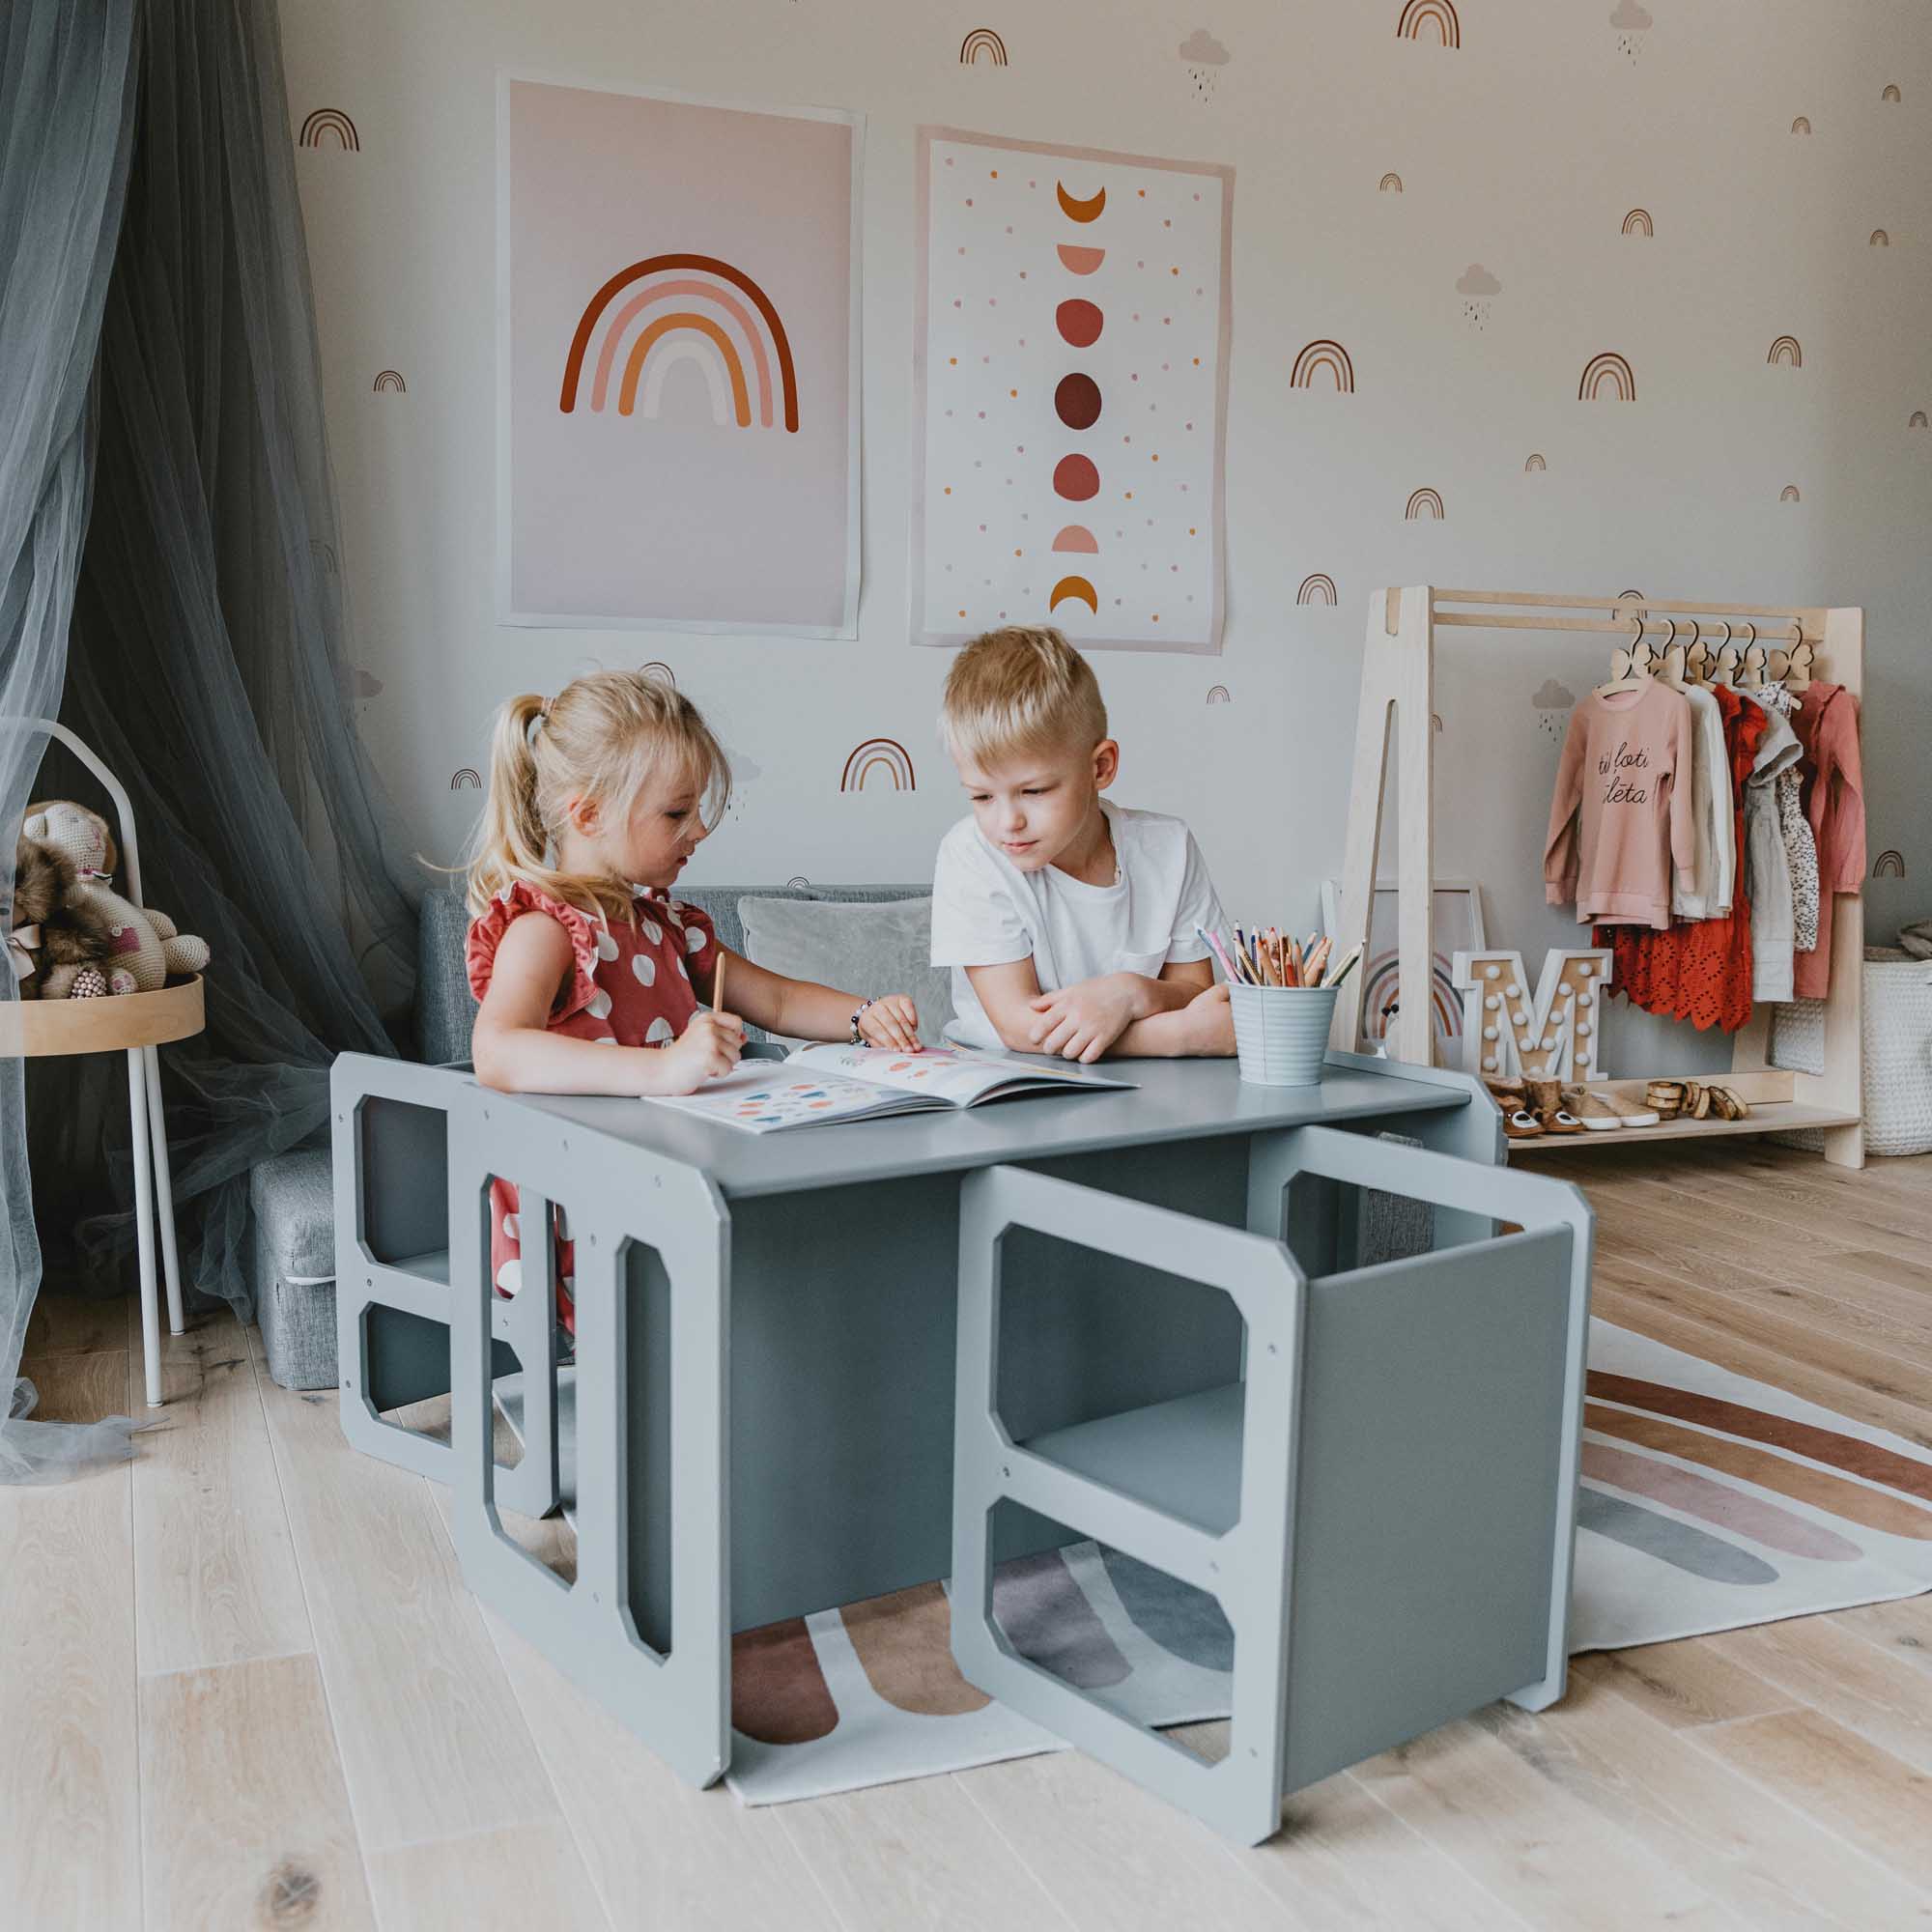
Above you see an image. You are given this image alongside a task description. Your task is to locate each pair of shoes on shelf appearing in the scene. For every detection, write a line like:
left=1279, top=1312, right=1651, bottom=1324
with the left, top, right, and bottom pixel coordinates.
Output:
left=1492, top=1075, right=1588, bottom=1142
left=1561, top=1085, right=1660, bottom=1130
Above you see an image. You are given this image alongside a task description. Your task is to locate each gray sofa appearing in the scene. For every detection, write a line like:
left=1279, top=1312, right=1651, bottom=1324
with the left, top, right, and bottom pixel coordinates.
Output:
left=249, top=881, right=934, bottom=1389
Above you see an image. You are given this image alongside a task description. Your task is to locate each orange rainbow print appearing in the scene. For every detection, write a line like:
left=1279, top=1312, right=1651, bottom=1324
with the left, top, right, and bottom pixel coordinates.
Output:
left=1779, top=484, right=1802, bottom=502
left=1206, top=685, right=1231, bottom=705
left=1524, top=452, right=1548, bottom=471
left=449, top=768, right=481, bottom=791
left=299, top=108, right=359, bottom=151
left=1622, top=208, right=1654, bottom=237
left=1052, top=525, right=1099, bottom=554
left=841, top=738, right=916, bottom=791
left=1057, top=245, right=1106, bottom=275
left=1296, top=573, right=1338, bottom=605
left=1056, top=183, right=1106, bottom=223
left=1291, top=339, right=1355, bottom=392
left=1579, top=351, right=1635, bottom=401
left=1791, top=116, right=1811, bottom=134
left=1049, top=575, right=1098, bottom=613
left=1871, top=230, right=1890, bottom=247
left=1873, top=849, right=1906, bottom=878
left=960, top=28, right=1009, bottom=65
left=559, top=255, right=799, bottom=432
left=1396, top=0, right=1460, bottom=45
left=1405, top=486, right=1444, bottom=520
left=1767, top=335, right=1803, bottom=368
left=373, top=370, right=406, bottom=393
left=1378, top=172, right=1404, bottom=193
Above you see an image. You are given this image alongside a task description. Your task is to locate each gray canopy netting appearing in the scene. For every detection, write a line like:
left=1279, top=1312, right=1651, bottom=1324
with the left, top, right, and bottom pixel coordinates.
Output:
left=3, top=0, right=419, bottom=1482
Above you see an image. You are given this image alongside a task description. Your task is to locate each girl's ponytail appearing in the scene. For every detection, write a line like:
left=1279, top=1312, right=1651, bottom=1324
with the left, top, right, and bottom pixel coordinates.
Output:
left=466, top=694, right=554, bottom=915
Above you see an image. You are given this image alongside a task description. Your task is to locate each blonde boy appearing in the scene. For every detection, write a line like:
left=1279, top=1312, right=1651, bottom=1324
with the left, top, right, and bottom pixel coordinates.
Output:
left=931, top=626, right=1235, bottom=1061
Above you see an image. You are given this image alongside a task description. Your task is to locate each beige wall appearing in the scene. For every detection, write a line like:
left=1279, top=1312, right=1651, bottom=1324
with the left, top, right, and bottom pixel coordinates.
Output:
left=283, top=0, right=1932, bottom=1072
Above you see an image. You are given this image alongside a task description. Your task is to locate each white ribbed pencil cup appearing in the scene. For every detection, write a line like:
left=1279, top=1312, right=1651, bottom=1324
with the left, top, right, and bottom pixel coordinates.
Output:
left=1229, top=982, right=1339, bottom=1086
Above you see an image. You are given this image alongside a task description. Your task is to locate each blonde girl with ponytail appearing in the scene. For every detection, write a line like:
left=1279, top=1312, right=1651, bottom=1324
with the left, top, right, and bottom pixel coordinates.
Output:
left=461, top=669, right=922, bottom=1334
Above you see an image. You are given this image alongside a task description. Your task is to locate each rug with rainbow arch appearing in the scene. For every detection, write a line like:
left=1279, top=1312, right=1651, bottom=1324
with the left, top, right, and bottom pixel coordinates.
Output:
left=500, top=1318, right=1932, bottom=1805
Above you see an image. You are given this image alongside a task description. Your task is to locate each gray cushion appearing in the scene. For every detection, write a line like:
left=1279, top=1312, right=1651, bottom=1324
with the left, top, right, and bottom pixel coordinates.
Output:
left=739, top=895, right=953, bottom=1047
left=249, top=1149, right=339, bottom=1391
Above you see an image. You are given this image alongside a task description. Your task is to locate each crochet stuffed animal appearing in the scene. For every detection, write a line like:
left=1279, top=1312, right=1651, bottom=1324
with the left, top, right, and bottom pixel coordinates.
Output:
left=16, top=800, right=211, bottom=998
left=7, top=835, right=124, bottom=998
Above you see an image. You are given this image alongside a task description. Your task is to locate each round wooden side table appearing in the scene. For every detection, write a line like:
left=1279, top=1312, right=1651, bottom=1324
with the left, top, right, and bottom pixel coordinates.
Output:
left=5, top=976, right=205, bottom=1408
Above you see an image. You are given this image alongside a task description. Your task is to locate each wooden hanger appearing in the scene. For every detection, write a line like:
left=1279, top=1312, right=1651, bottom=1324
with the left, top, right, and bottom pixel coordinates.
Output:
left=1594, top=615, right=1654, bottom=696
left=1784, top=633, right=1815, bottom=692
left=1684, top=621, right=1714, bottom=688
left=1656, top=618, right=1689, bottom=690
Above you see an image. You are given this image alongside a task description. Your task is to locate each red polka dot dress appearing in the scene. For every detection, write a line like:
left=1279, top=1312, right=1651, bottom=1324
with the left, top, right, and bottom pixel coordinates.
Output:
left=466, top=882, right=719, bottom=1334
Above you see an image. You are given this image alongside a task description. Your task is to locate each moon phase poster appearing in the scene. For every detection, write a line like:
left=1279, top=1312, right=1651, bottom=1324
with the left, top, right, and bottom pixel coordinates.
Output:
left=911, top=128, right=1234, bottom=655
left=500, top=78, right=862, bottom=637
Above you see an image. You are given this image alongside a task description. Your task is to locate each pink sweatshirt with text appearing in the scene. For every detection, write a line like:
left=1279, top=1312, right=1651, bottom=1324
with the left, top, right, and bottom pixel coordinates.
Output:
left=1545, top=683, right=1696, bottom=929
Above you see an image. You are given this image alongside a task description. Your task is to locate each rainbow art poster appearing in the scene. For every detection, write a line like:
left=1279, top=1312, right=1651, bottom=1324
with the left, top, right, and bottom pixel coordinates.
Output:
left=912, top=128, right=1234, bottom=655
left=499, top=78, right=861, bottom=637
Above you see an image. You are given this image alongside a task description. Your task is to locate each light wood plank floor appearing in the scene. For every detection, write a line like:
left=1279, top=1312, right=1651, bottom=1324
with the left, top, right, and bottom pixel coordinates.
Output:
left=4, top=1140, right=1931, bottom=1929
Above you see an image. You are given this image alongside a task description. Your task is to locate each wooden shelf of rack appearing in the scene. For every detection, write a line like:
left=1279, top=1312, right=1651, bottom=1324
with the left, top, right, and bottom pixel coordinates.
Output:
left=0, top=976, right=205, bottom=1059
left=1509, top=1100, right=1862, bottom=1153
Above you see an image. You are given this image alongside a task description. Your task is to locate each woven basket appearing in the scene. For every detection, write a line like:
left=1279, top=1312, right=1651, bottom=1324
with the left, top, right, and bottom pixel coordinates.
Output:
left=1773, top=948, right=1932, bottom=1156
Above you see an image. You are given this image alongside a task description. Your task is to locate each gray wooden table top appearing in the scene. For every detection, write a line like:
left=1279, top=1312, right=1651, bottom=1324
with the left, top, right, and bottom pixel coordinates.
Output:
left=480, top=1056, right=1476, bottom=1200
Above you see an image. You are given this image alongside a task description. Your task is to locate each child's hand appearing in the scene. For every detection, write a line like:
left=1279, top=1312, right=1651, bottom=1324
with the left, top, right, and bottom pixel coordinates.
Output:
left=1179, top=981, right=1236, bottom=1057
left=856, top=994, right=922, bottom=1052
left=1027, top=974, right=1139, bottom=1062
left=656, top=1009, right=744, bottom=1092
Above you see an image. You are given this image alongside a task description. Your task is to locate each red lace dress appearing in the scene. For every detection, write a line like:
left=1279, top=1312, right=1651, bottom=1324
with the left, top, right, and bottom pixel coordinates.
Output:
left=465, top=882, right=719, bottom=1333
left=1596, top=686, right=1768, bottom=1035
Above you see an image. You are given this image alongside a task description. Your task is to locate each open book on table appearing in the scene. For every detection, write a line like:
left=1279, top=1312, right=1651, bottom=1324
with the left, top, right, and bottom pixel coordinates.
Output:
left=648, top=1041, right=1134, bottom=1133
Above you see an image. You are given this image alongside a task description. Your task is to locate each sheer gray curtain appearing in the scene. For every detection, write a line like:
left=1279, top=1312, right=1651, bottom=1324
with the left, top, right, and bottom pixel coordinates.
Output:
left=7, top=0, right=419, bottom=1482
left=57, top=0, right=419, bottom=1316
left=1, top=0, right=141, bottom=1481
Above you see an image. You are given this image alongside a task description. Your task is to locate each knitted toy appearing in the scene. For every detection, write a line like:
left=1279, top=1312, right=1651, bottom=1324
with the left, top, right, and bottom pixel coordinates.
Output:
left=7, top=835, right=124, bottom=998
left=15, top=800, right=211, bottom=998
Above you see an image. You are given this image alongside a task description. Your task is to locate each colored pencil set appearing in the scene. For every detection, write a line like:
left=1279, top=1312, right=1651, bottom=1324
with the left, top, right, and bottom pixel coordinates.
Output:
left=1198, top=923, right=1362, bottom=993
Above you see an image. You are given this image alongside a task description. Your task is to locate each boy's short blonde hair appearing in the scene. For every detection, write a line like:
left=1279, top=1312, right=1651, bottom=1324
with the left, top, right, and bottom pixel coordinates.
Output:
left=940, top=626, right=1110, bottom=768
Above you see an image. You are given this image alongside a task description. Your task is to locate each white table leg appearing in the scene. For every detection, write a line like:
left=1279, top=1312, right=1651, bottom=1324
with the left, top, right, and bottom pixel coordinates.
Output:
left=141, top=1043, right=185, bottom=1334
left=127, top=1048, right=162, bottom=1408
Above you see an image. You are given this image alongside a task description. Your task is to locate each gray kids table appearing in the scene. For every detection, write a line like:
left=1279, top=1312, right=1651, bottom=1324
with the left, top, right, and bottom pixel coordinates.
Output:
left=331, top=1048, right=1591, bottom=1831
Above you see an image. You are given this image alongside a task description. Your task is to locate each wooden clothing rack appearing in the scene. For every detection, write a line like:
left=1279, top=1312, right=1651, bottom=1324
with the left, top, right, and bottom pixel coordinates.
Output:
left=1325, top=586, right=1866, bottom=1168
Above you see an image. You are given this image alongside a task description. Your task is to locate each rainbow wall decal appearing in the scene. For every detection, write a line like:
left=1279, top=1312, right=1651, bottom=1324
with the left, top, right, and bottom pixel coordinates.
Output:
left=299, top=108, right=359, bottom=151
left=786, top=875, right=811, bottom=890
left=1206, top=685, right=1231, bottom=705
left=960, top=28, right=1009, bottom=65
left=1379, top=172, right=1404, bottom=193
left=450, top=768, right=481, bottom=790
left=1524, top=452, right=1548, bottom=472
left=1768, top=335, right=1803, bottom=367
left=1622, top=208, right=1654, bottom=237
left=1883, top=84, right=1902, bottom=102
left=841, top=738, right=916, bottom=791
left=372, top=370, right=406, bottom=393
left=1779, top=484, right=1802, bottom=502
left=1911, top=412, right=1929, bottom=429
left=1871, top=230, right=1891, bottom=247
left=1873, top=849, right=1907, bottom=878
left=1615, top=589, right=1648, bottom=609
left=639, top=661, right=676, bottom=684
left=559, top=256, right=800, bottom=432
left=1395, top=0, right=1460, bottom=46
left=1405, top=486, right=1444, bottom=521
left=1791, top=116, right=1812, bottom=134
left=1296, top=573, right=1338, bottom=605
left=1579, top=351, right=1636, bottom=401
left=1291, top=339, right=1355, bottom=392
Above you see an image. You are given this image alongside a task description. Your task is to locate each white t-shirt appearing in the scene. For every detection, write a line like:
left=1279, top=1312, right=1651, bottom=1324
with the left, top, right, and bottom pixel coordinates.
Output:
left=929, top=800, right=1224, bottom=1050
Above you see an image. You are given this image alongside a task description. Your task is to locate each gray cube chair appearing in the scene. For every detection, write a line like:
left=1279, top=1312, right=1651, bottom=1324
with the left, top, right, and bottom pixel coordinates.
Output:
left=950, top=1127, right=1593, bottom=1846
